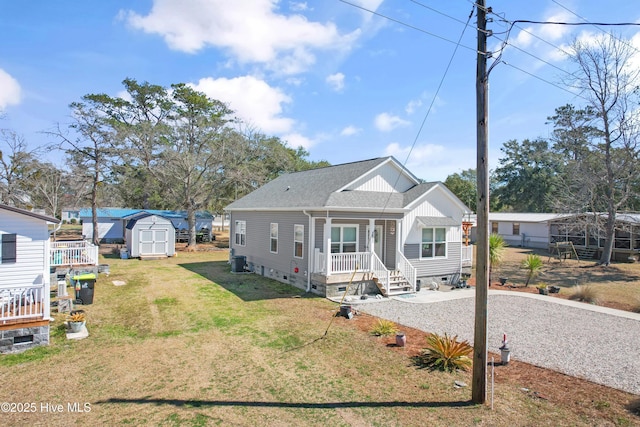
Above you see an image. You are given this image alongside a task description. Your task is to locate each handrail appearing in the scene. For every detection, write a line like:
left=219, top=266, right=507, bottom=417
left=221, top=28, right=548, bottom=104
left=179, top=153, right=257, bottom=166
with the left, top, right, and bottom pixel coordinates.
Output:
left=370, top=252, right=389, bottom=294
left=396, top=251, right=417, bottom=291
left=329, top=252, right=371, bottom=274
left=50, top=240, right=99, bottom=267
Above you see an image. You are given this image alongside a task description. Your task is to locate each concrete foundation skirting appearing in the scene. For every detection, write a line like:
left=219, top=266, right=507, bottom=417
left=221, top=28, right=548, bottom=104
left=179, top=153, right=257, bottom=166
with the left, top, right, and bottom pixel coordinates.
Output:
left=0, top=324, right=50, bottom=354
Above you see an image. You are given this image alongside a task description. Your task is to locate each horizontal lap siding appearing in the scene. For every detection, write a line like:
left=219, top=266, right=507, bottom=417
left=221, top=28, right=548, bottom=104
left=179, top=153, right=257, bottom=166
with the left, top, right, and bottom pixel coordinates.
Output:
left=404, top=241, right=462, bottom=277
left=0, top=213, right=49, bottom=288
left=231, top=211, right=309, bottom=274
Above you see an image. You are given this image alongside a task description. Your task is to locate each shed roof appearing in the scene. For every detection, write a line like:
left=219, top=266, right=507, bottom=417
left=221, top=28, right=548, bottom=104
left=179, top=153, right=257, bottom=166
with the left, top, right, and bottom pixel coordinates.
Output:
left=125, top=213, right=175, bottom=230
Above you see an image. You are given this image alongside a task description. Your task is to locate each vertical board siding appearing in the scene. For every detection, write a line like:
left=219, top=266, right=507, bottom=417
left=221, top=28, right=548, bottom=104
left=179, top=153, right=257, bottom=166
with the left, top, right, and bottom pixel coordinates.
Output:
left=346, top=162, right=414, bottom=193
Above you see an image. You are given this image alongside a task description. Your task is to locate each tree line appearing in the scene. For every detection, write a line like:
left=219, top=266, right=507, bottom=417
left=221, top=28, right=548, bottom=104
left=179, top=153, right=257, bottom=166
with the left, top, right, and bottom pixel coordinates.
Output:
left=0, top=79, right=328, bottom=247
left=444, top=35, right=640, bottom=265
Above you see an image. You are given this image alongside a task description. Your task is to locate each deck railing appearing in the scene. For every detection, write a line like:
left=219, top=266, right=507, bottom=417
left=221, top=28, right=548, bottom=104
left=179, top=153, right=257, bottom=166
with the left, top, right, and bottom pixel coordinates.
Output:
left=329, top=252, right=371, bottom=274
left=370, top=252, right=390, bottom=293
left=0, top=285, right=47, bottom=322
left=396, top=251, right=417, bottom=291
left=462, top=245, right=473, bottom=267
left=50, top=240, right=99, bottom=267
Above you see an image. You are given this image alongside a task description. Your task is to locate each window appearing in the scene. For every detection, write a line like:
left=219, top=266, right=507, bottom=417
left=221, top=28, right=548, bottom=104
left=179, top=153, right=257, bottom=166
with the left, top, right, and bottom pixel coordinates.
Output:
left=294, top=224, right=304, bottom=258
left=331, top=225, right=357, bottom=253
left=234, top=220, right=246, bottom=246
left=491, top=222, right=498, bottom=234
left=512, top=223, right=520, bottom=235
left=270, top=223, right=278, bottom=253
left=421, top=228, right=446, bottom=258
left=1, top=233, right=17, bottom=263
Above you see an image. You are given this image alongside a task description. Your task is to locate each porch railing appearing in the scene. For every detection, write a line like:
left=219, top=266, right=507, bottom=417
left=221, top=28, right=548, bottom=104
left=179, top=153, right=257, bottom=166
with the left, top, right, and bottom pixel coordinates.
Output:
left=462, top=245, right=473, bottom=267
left=371, top=252, right=390, bottom=293
left=50, top=240, right=99, bottom=267
left=0, top=285, right=47, bottom=322
left=330, top=252, right=371, bottom=274
left=396, top=251, right=417, bottom=291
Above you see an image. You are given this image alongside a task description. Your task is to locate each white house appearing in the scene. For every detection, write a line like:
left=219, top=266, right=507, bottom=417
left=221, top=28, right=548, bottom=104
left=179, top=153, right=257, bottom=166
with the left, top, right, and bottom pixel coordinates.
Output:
left=0, top=203, right=60, bottom=353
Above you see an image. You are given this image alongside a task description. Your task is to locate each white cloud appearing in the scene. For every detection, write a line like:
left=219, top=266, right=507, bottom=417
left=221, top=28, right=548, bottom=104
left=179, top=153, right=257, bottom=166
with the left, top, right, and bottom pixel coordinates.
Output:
left=0, top=69, right=22, bottom=109
left=405, top=98, right=422, bottom=115
left=374, top=112, right=410, bottom=132
left=340, top=125, right=361, bottom=136
left=326, top=72, right=345, bottom=92
left=289, top=1, right=309, bottom=12
left=190, top=75, right=294, bottom=134
left=282, top=132, right=314, bottom=149
left=125, top=0, right=360, bottom=75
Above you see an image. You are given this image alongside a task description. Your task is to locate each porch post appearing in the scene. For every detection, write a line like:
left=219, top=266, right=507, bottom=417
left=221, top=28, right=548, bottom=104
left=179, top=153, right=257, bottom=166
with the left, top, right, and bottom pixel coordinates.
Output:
left=395, top=219, right=401, bottom=269
left=369, top=219, right=375, bottom=267
left=325, top=217, right=332, bottom=275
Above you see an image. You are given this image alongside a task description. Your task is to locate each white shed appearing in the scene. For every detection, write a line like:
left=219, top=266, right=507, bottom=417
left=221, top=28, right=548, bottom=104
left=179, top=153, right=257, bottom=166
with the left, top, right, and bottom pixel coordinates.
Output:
left=125, top=213, right=175, bottom=258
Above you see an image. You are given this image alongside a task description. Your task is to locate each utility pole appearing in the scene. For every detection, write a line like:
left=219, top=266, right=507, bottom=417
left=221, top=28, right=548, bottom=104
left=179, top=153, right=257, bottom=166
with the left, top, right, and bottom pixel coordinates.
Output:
left=472, top=0, right=490, bottom=404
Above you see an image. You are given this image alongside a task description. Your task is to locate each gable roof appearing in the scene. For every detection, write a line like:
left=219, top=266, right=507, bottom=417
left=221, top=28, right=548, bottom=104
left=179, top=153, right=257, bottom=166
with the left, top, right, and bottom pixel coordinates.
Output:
left=0, top=203, right=60, bottom=224
left=225, top=157, right=469, bottom=213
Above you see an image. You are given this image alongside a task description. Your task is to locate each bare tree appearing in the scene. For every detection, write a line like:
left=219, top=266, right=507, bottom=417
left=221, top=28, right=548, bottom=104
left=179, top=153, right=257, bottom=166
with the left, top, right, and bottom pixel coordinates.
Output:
left=563, top=34, right=640, bottom=265
left=0, top=129, right=38, bottom=207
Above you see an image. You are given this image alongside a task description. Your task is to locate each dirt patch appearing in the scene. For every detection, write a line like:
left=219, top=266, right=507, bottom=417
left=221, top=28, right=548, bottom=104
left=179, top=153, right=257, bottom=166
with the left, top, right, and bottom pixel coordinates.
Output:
left=344, top=310, right=638, bottom=424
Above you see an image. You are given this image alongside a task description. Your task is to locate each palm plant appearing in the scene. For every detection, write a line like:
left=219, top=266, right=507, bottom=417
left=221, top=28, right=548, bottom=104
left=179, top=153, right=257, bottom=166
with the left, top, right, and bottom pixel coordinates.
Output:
left=418, top=333, right=473, bottom=372
left=522, top=253, right=544, bottom=287
left=489, top=233, right=506, bottom=285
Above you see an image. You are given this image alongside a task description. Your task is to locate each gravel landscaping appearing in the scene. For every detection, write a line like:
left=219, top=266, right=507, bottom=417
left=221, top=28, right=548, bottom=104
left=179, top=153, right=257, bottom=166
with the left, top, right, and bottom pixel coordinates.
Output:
left=353, top=292, right=640, bottom=395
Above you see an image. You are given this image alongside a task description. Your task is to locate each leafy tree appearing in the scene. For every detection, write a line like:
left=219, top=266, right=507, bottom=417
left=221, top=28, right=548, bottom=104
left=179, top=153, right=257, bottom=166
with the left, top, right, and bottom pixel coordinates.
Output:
left=444, top=169, right=477, bottom=210
left=493, top=139, right=560, bottom=212
left=51, top=97, right=118, bottom=245
left=562, top=34, right=640, bottom=265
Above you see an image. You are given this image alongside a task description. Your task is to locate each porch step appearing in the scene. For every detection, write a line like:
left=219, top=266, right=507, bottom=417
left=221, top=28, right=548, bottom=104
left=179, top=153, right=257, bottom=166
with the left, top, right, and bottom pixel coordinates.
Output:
left=372, top=271, right=412, bottom=297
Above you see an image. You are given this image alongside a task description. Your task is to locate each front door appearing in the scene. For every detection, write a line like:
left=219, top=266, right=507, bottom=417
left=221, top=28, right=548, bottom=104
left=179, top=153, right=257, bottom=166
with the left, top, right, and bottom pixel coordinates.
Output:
left=366, top=225, right=384, bottom=262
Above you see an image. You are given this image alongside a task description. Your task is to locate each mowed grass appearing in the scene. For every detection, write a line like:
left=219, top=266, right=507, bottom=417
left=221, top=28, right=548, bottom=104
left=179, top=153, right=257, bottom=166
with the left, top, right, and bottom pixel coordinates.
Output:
left=1, top=250, right=637, bottom=426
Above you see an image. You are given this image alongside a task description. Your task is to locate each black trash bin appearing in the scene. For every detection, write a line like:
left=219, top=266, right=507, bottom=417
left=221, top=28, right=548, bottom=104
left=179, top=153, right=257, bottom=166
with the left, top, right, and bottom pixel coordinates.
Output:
left=73, top=273, right=96, bottom=304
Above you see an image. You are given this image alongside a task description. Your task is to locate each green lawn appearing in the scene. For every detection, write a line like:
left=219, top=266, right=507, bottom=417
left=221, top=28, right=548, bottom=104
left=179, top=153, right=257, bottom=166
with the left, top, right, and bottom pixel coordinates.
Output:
left=1, top=250, right=637, bottom=426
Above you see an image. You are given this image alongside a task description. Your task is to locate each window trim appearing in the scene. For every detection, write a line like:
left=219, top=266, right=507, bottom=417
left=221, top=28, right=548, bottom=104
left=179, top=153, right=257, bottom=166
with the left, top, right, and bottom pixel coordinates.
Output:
left=1, top=233, right=17, bottom=263
left=420, top=227, right=447, bottom=259
left=270, top=223, right=278, bottom=254
left=491, top=222, right=499, bottom=234
left=234, top=220, right=246, bottom=247
left=512, top=223, right=520, bottom=235
left=330, top=224, right=359, bottom=253
left=293, top=224, right=304, bottom=259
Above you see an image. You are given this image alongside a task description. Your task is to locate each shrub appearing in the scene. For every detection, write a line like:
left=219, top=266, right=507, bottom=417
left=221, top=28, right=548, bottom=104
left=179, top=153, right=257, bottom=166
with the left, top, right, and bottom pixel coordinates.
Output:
left=569, top=285, right=600, bottom=305
left=417, top=333, right=473, bottom=372
left=69, top=218, right=77, bottom=224
left=370, top=319, right=398, bottom=336
left=522, top=254, right=544, bottom=287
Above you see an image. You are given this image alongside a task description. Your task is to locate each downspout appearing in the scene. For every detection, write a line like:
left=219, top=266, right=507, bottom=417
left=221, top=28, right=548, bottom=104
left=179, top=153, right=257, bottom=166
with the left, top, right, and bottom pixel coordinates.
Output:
left=303, top=210, right=312, bottom=292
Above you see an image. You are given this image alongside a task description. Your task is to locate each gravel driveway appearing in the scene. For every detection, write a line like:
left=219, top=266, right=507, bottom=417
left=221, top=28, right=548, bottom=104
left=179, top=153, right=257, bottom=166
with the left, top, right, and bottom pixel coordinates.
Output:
left=352, top=291, right=640, bottom=395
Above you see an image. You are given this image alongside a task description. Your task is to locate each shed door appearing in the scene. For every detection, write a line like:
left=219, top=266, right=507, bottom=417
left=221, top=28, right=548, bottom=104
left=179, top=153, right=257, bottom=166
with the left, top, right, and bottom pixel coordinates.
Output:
left=140, top=229, right=167, bottom=255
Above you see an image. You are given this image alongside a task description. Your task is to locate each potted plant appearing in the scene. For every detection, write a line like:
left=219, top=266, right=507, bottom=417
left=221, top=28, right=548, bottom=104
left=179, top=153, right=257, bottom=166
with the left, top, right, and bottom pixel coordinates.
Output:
left=537, top=284, right=549, bottom=295
left=549, top=285, right=561, bottom=294
left=67, top=311, right=86, bottom=333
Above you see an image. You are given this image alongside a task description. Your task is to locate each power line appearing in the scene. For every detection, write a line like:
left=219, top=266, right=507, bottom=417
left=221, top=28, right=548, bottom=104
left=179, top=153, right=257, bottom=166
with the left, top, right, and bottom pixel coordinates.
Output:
left=338, top=0, right=478, bottom=53
left=501, top=61, right=589, bottom=103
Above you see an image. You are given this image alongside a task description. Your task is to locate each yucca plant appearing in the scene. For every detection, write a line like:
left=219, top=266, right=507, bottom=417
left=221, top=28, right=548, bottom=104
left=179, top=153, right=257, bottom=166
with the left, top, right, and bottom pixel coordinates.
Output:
left=489, top=233, right=506, bottom=285
left=569, top=285, right=600, bottom=305
left=67, top=312, right=86, bottom=323
left=370, top=319, right=398, bottom=336
left=418, top=333, right=473, bottom=372
left=522, top=253, right=544, bottom=287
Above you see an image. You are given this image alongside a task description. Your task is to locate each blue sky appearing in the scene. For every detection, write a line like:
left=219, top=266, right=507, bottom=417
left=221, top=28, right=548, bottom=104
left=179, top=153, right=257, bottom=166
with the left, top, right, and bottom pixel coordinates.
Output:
left=2, top=0, right=640, bottom=182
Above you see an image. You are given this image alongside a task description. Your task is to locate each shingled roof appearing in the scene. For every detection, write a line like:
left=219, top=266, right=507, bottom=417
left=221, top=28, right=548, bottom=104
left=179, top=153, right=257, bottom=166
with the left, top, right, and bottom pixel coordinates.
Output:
left=226, top=157, right=441, bottom=211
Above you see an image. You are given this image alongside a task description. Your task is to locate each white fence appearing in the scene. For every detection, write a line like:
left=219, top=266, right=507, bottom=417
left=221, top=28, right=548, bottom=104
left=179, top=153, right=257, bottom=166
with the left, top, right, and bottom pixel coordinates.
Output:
left=0, top=285, right=47, bottom=322
left=462, top=245, right=473, bottom=267
left=50, top=241, right=99, bottom=267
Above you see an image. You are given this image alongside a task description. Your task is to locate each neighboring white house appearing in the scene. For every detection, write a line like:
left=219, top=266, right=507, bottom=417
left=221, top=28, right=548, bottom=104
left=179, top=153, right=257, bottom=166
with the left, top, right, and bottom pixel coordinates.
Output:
left=79, top=208, right=214, bottom=243
left=226, top=157, right=473, bottom=298
left=61, top=208, right=81, bottom=223
left=469, top=213, right=565, bottom=249
left=0, top=203, right=60, bottom=353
